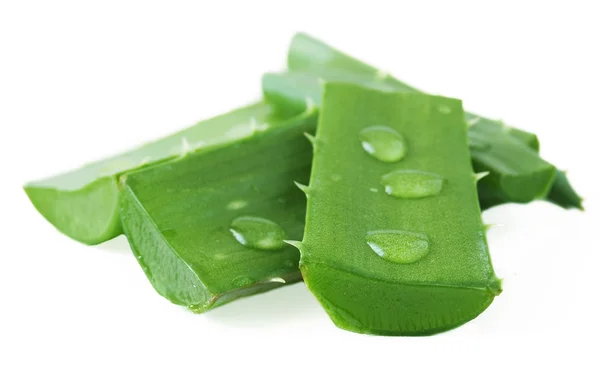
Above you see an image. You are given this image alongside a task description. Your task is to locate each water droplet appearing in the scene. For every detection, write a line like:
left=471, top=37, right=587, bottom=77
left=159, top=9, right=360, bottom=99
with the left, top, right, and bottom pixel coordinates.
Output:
left=381, top=169, right=445, bottom=198
left=437, top=104, right=452, bottom=114
left=366, top=230, right=430, bottom=264
left=359, top=125, right=407, bottom=163
left=331, top=174, right=342, bottom=182
left=369, top=188, right=379, bottom=193
left=229, top=216, right=286, bottom=251
left=227, top=200, right=248, bottom=210
left=233, top=276, right=255, bottom=287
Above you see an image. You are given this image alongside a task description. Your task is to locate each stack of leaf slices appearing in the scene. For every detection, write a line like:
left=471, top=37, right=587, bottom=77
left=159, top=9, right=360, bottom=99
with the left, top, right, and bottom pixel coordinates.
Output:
left=25, top=33, right=583, bottom=336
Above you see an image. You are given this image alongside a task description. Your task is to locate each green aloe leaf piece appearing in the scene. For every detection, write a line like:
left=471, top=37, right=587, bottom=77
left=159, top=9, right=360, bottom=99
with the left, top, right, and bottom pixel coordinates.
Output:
left=278, top=33, right=556, bottom=204
left=24, top=102, right=283, bottom=244
left=477, top=127, right=583, bottom=210
left=507, top=129, right=583, bottom=210
left=120, top=109, right=317, bottom=312
left=298, top=83, right=501, bottom=336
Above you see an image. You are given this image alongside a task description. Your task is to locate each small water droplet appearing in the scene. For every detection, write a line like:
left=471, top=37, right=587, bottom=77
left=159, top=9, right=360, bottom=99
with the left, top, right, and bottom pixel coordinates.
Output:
left=381, top=169, right=445, bottom=198
left=366, top=230, right=430, bottom=264
left=331, top=174, right=342, bottom=182
left=369, top=188, right=379, bottom=193
left=359, top=125, right=407, bottom=163
left=233, top=276, right=255, bottom=287
left=229, top=216, right=287, bottom=251
left=227, top=200, right=248, bottom=210
left=437, top=104, right=452, bottom=114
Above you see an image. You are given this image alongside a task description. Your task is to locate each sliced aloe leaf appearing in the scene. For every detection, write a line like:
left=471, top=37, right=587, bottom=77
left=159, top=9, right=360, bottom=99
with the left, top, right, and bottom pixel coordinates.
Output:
left=478, top=127, right=583, bottom=209
left=24, top=102, right=283, bottom=244
left=507, top=129, right=583, bottom=209
left=297, top=83, right=501, bottom=336
left=120, top=109, right=317, bottom=312
left=281, top=33, right=556, bottom=204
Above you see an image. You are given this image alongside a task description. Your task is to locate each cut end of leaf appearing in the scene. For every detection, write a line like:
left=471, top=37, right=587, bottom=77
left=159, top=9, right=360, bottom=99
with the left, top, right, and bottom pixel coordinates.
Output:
left=302, top=262, right=498, bottom=336
left=24, top=176, right=122, bottom=245
left=498, top=166, right=557, bottom=203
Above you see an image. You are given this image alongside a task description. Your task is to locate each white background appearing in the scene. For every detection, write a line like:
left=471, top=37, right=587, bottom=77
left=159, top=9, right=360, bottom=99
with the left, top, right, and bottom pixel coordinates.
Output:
left=1, top=1, right=599, bottom=389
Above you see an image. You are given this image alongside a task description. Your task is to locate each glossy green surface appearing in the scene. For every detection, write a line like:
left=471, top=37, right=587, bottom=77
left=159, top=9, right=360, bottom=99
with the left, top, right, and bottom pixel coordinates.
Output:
left=298, top=84, right=500, bottom=335
left=278, top=33, right=556, bottom=204
left=24, top=102, right=280, bottom=244
left=120, top=110, right=317, bottom=312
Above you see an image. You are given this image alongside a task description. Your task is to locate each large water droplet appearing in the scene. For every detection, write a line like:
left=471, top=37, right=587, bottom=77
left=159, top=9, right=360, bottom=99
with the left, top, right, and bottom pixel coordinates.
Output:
left=229, top=216, right=286, bottom=251
left=381, top=169, right=444, bottom=198
left=366, top=230, right=430, bottom=264
left=359, top=125, right=407, bottom=163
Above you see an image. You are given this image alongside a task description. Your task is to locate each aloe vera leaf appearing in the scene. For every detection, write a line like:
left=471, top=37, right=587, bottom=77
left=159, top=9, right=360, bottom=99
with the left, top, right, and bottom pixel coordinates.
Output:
left=507, top=129, right=583, bottom=209
left=120, top=109, right=317, bottom=312
left=467, top=126, right=583, bottom=209
left=481, top=128, right=583, bottom=209
left=24, top=102, right=281, bottom=245
left=284, top=33, right=556, bottom=203
left=297, top=83, right=501, bottom=336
